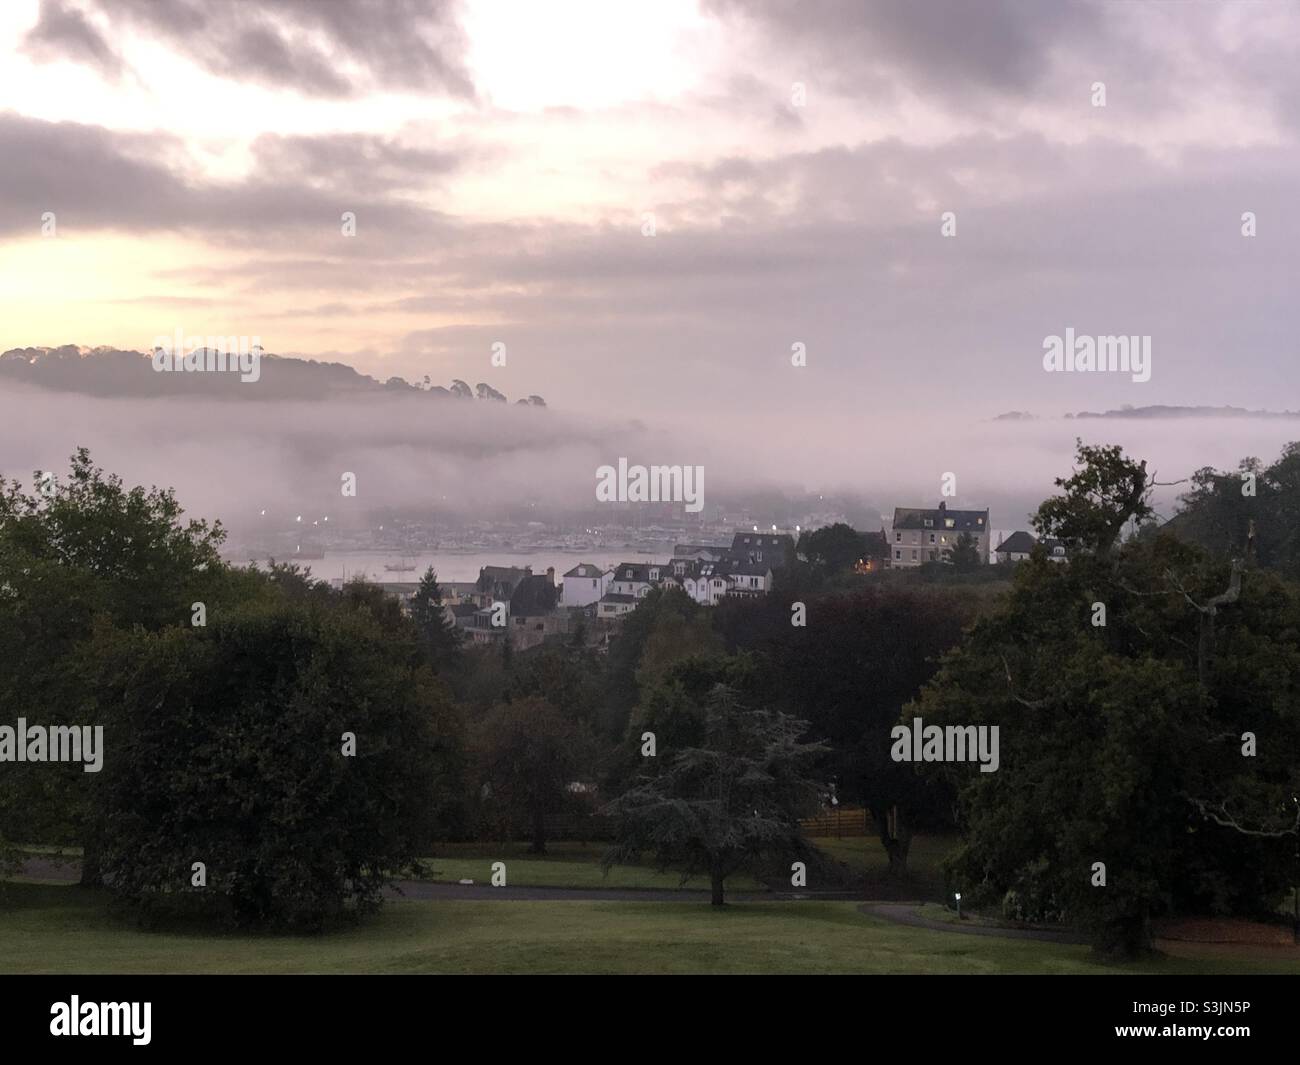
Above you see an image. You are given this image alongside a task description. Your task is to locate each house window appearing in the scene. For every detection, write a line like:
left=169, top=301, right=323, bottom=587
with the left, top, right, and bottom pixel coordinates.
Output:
left=945, top=518, right=955, bottom=528
left=911, top=550, right=917, bottom=560
left=924, top=519, right=933, bottom=528
left=895, top=532, right=901, bottom=542
left=929, top=533, right=936, bottom=543
left=894, top=550, right=901, bottom=560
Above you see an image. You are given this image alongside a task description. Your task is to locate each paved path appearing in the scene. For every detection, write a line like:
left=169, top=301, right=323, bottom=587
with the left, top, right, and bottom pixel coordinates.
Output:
left=859, top=902, right=1089, bottom=944
left=14, top=857, right=858, bottom=904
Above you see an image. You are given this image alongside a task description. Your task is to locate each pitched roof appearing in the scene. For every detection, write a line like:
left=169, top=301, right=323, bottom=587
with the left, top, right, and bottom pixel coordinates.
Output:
left=994, top=530, right=1038, bottom=554
left=510, top=574, right=558, bottom=616
left=728, top=532, right=795, bottom=568
left=612, top=562, right=660, bottom=581
left=893, top=504, right=989, bottom=532
left=563, top=563, right=605, bottom=578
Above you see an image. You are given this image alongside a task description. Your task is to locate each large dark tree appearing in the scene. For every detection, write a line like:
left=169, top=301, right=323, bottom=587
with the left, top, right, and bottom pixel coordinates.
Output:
left=409, top=565, right=462, bottom=672
left=914, top=441, right=1300, bottom=958
left=603, top=685, right=826, bottom=905
left=0, top=450, right=229, bottom=885
left=797, top=523, right=868, bottom=573
left=714, top=585, right=980, bottom=873
left=472, top=697, right=596, bottom=854
left=96, top=592, right=458, bottom=929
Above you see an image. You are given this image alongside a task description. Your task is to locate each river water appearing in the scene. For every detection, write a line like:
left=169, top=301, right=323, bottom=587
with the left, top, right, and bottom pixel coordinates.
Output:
left=228, top=547, right=676, bottom=584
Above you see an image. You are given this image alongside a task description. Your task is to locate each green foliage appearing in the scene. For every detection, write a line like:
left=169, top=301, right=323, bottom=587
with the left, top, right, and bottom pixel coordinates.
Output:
left=946, top=531, right=981, bottom=571
left=1033, top=440, right=1152, bottom=553
left=604, top=685, right=826, bottom=905
left=714, top=586, right=979, bottom=869
left=96, top=595, right=458, bottom=929
left=0, top=450, right=232, bottom=869
left=471, top=697, right=597, bottom=853
left=797, top=522, right=868, bottom=573
left=602, top=586, right=702, bottom=740
left=408, top=565, right=462, bottom=672
left=1174, top=442, right=1300, bottom=577
left=916, top=444, right=1300, bottom=957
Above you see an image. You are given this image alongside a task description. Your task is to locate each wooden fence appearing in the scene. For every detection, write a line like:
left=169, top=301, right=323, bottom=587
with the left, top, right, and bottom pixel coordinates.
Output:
left=799, top=806, right=871, bottom=837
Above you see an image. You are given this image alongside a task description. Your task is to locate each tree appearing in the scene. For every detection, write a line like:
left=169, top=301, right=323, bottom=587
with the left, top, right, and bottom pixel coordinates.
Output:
left=409, top=565, right=462, bottom=672
left=1033, top=440, right=1153, bottom=554
left=96, top=590, right=459, bottom=930
left=602, top=586, right=701, bottom=740
left=946, top=531, right=981, bottom=571
left=472, top=697, right=595, bottom=854
left=603, top=685, right=827, bottom=905
left=0, top=449, right=229, bottom=885
left=1174, top=443, right=1300, bottom=578
left=713, top=585, right=978, bottom=874
left=798, top=523, right=867, bottom=573
left=913, top=443, right=1300, bottom=957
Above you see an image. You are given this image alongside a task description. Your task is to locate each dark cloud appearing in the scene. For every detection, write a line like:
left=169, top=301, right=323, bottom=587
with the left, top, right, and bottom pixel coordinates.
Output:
left=20, top=0, right=124, bottom=78
left=249, top=132, right=465, bottom=195
left=0, top=112, right=465, bottom=239
left=707, top=0, right=1100, bottom=102
left=23, top=0, right=474, bottom=99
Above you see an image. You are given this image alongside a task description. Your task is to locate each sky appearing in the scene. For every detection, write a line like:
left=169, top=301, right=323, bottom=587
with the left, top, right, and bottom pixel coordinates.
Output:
left=2, top=0, right=1299, bottom=524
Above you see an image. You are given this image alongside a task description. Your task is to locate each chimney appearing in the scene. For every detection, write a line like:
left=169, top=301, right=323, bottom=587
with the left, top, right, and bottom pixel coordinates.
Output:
left=938, top=501, right=947, bottom=512
left=546, top=566, right=555, bottom=585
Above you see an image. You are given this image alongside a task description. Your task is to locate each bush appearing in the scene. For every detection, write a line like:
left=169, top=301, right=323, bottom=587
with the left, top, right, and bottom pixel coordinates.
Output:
left=96, top=596, right=459, bottom=930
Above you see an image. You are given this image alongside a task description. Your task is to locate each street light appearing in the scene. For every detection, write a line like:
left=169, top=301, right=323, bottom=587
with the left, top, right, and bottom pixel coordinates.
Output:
left=955, top=892, right=962, bottom=920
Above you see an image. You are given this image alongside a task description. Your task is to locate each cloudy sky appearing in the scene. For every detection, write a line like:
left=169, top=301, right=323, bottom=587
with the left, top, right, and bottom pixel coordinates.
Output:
left=2, top=0, right=1299, bottom=514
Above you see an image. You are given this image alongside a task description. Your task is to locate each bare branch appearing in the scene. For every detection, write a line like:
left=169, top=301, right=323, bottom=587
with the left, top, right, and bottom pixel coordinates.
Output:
left=1182, top=794, right=1300, bottom=838
left=999, top=653, right=1050, bottom=710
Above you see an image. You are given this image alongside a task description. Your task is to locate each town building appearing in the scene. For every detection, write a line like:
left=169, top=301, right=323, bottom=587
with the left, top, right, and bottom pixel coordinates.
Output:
left=993, top=530, right=1069, bottom=564
left=561, top=563, right=610, bottom=607
left=888, top=501, right=990, bottom=567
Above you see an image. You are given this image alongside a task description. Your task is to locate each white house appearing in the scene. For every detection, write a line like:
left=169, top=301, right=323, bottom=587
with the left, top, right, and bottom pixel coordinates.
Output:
left=561, top=563, right=610, bottom=607
left=993, top=531, right=1069, bottom=564
left=609, top=562, right=661, bottom=599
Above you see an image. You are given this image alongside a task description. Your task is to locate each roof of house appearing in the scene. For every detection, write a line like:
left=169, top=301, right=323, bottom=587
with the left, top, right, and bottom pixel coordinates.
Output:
left=563, top=563, right=605, bottom=578
left=510, top=574, right=558, bottom=616
left=994, top=530, right=1038, bottom=554
left=612, top=562, right=660, bottom=581
left=993, top=533, right=1066, bottom=559
left=893, top=503, right=989, bottom=532
left=476, top=565, right=530, bottom=595
left=728, top=532, right=795, bottom=568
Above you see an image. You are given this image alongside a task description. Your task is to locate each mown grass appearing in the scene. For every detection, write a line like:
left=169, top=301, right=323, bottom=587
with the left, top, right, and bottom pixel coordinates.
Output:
left=2, top=882, right=1297, bottom=974
left=416, top=841, right=766, bottom=891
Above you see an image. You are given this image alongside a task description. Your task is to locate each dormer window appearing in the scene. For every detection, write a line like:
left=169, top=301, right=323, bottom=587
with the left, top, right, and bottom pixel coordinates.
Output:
left=945, top=518, right=955, bottom=528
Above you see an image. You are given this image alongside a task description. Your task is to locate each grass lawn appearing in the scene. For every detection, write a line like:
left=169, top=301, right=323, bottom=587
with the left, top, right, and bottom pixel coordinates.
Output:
left=810, top=833, right=956, bottom=878
left=2, top=882, right=1297, bottom=974
left=417, top=841, right=766, bottom=891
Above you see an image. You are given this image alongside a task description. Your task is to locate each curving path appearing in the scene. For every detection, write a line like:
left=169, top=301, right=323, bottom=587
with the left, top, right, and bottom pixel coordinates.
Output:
left=859, top=902, right=1089, bottom=943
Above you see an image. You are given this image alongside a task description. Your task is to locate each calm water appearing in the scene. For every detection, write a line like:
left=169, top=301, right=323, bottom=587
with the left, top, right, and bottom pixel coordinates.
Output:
left=230, top=547, right=674, bottom=584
